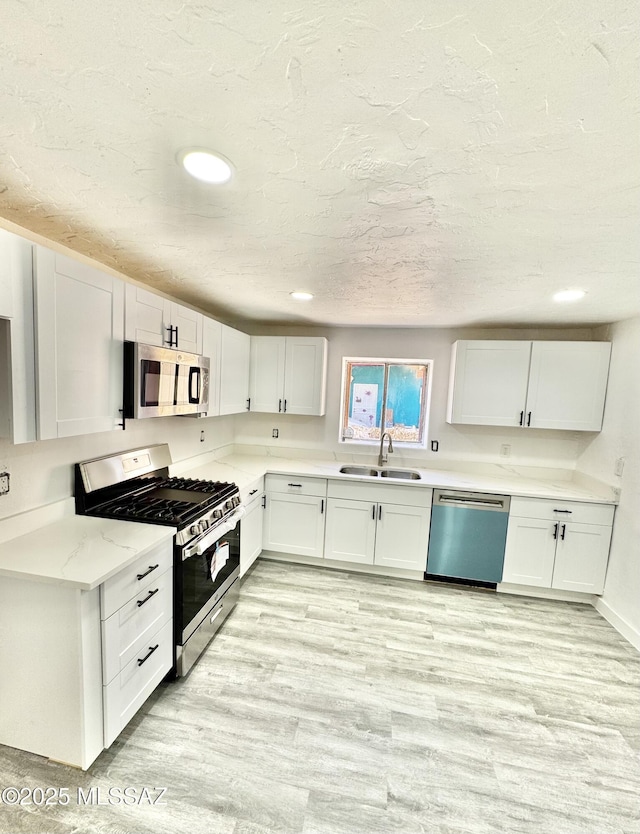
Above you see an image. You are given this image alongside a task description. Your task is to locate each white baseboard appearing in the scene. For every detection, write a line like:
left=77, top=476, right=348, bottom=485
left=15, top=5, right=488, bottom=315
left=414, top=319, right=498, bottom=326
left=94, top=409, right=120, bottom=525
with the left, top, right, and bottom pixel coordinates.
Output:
left=594, top=597, right=640, bottom=652
left=497, top=583, right=595, bottom=604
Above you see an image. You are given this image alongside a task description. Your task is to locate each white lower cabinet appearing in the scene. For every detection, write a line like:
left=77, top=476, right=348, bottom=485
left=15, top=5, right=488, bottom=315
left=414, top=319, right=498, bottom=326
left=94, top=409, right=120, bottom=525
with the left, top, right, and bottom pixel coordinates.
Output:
left=101, top=541, right=173, bottom=747
left=0, top=537, right=174, bottom=770
left=240, top=480, right=265, bottom=576
left=324, top=498, right=377, bottom=564
left=324, top=481, right=432, bottom=572
left=502, top=498, right=614, bottom=594
left=262, top=475, right=327, bottom=558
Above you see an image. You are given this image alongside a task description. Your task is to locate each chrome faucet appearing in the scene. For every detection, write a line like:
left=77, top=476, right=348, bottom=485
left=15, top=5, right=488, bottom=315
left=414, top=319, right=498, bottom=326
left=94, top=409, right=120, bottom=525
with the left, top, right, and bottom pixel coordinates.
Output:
left=378, top=432, right=394, bottom=467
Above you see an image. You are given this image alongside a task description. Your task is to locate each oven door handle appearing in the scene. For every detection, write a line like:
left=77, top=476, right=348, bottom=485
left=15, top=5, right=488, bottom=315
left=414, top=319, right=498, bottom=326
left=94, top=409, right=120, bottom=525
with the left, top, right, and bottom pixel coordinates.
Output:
left=182, top=506, right=245, bottom=560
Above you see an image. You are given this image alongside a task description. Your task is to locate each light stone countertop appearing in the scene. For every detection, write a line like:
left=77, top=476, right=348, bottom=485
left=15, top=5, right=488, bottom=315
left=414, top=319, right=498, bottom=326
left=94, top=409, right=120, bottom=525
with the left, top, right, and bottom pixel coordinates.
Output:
left=0, top=515, right=176, bottom=590
left=0, top=450, right=615, bottom=590
left=177, top=453, right=618, bottom=505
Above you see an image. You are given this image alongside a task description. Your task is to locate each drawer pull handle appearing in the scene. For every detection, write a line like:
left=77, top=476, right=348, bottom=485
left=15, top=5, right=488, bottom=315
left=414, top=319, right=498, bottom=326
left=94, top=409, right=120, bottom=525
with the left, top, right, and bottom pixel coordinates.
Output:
left=137, top=588, right=159, bottom=607
left=553, top=509, right=572, bottom=514
left=137, top=644, right=159, bottom=666
left=210, top=606, right=224, bottom=624
left=137, top=564, right=159, bottom=581
left=288, top=483, right=302, bottom=488
left=249, top=489, right=258, bottom=496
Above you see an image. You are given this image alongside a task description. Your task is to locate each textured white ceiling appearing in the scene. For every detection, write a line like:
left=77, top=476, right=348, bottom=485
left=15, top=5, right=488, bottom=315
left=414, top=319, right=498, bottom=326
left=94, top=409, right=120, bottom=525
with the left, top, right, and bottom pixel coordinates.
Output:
left=1, top=1, right=638, bottom=327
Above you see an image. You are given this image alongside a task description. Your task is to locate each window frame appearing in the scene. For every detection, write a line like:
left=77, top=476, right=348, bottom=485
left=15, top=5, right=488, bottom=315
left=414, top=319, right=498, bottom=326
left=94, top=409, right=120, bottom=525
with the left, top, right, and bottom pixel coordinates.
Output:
left=338, top=356, right=433, bottom=448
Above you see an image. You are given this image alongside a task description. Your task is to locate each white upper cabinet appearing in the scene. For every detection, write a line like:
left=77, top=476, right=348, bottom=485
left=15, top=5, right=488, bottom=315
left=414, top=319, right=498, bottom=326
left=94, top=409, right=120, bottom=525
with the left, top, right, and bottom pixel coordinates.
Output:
left=219, top=324, right=251, bottom=415
left=125, top=284, right=203, bottom=355
left=34, top=247, right=125, bottom=440
left=525, top=341, right=612, bottom=431
left=0, top=230, right=37, bottom=444
left=447, top=340, right=611, bottom=431
left=0, top=230, right=15, bottom=318
left=249, top=336, right=328, bottom=415
left=202, top=316, right=222, bottom=417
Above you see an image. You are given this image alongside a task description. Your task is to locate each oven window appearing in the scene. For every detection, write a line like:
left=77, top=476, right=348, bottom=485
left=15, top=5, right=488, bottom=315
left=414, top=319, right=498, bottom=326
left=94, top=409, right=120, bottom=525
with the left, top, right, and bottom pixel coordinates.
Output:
left=180, top=524, right=240, bottom=632
left=141, top=360, right=177, bottom=407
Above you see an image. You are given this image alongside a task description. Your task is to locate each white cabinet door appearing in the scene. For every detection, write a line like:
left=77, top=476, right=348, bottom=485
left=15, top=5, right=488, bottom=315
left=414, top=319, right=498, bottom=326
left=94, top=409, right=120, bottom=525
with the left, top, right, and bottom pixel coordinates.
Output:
left=0, top=229, right=15, bottom=318
left=283, top=336, right=328, bottom=416
left=249, top=336, right=286, bottom=413
left=124, top=284, right=170, bottom=346
left=34, top=248, right=125, bottom=439
left=374, top=503, right=430, bottom=571
left=324, top=498, right=376, bottom=564
left=526, top=341, right=611, bottom=431
left=552, top=522, right=612, bottom=594
left=202, top=316, right=222, bottom=416
left=125, top=285, right=203, bottom=354
left=263, top=493, right=325, bottom=558
left=170, top=302, right=203, bottom=355
left=0, top=230, right=37, bottom=444
left=502, top=517, right=557, bottom=587
left=240, top=494, right=264, bottom=576
left=447, top=341, right=532, bottom=427
left=219, top=324, right=251, bottom=415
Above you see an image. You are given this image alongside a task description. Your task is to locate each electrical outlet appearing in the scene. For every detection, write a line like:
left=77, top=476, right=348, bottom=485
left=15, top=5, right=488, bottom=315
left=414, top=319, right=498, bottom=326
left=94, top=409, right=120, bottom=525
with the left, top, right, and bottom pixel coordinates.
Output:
left=272, top=428, right=279, bottom=438
left=500, top=444, right=511, bottom=458
left=614, top=457, right=625, bottom=477
left=430, top=440, right=439, bottom=452
left=0, top=471, right=10, bottom=496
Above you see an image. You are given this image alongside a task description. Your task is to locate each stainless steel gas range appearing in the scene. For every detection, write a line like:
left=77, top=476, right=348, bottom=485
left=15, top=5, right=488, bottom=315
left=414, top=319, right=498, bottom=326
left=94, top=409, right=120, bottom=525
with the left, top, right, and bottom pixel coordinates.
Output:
left=75, top=444, right=244, bottom=676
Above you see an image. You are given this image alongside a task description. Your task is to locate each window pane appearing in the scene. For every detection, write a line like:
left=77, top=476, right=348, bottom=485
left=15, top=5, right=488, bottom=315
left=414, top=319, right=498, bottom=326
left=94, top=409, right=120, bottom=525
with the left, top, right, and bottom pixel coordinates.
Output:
left=383, top=364, right=426, bottom=444
left=343, top=362, right=384, bottom=441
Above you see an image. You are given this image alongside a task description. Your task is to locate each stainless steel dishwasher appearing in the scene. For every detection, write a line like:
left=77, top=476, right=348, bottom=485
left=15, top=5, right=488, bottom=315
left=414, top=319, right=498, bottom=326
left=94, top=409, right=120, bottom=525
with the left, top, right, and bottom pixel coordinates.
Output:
left=426, top=490, right=511, bottom=585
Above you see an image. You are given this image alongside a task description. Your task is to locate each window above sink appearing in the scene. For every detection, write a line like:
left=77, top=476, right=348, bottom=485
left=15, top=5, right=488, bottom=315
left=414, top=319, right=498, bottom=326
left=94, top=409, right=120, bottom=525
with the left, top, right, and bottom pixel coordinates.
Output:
left=339, top=357, right=433, bottom=449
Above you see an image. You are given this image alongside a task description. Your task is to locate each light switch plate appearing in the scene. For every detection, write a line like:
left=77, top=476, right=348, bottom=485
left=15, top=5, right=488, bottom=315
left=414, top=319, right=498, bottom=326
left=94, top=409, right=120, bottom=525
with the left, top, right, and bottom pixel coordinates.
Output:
left=0, top=472, right=10, bottom=495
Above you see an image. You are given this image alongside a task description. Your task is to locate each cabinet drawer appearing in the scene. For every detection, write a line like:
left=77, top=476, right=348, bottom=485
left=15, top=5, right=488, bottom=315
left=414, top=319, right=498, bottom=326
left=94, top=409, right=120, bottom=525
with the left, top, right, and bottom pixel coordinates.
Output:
left=509, top=497, right=614, bottom=526
left=265, top=474, right=327, bottom=497
left=328, top=479, right=432, bottom=508
left=102, top=567, right=173, bottom=685
left=103, top=619, right=173, bottom=748
left=101, top=539, right=173, bottom=620
left=241, top=477, right=265, bottom=505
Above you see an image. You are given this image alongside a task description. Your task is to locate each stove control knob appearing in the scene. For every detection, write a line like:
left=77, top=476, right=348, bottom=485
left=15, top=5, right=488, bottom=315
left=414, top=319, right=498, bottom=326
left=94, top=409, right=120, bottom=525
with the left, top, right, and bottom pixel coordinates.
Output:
left=232, top=496, right=241, bottom=507
left=189, top=524, right=200, bottom=535
left=224, top=500, right=234, bottom=511
left=213, top=509, right=224, bottom=520
left=199, top=520, right=209, bottom=532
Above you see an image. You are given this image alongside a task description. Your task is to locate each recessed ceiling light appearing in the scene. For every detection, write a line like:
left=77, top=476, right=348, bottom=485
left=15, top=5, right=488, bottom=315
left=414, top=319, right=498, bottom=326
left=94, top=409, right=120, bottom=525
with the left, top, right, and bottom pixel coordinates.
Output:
left=290, top=291, right=314, bottom=301
left=553, top=289, right=586, bottom=303
left=178, top=149, right=233, bottom=184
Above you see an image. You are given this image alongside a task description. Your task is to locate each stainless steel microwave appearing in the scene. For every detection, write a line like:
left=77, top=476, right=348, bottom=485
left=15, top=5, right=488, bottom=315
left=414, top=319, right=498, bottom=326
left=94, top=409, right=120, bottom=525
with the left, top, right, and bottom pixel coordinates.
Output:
left=123, top=342, right=210, bottom=419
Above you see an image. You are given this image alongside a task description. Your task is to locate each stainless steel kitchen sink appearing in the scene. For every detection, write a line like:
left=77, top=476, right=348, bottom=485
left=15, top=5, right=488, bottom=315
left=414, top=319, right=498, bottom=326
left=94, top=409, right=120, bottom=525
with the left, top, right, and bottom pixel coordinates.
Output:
left=338, top=465, right=422, bottom=480
left=339, top=466, right=379, bottom=476
left=379, top=469, right=421, bottom=480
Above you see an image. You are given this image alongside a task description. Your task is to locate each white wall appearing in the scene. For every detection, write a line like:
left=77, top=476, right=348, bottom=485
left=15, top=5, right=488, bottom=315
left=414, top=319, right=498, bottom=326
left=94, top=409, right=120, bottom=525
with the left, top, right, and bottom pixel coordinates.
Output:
left=0, top=413, right=235, bottom=521
left=576, top=317, right=640, bottom=647
left=236, top=324, right=599, bottom=469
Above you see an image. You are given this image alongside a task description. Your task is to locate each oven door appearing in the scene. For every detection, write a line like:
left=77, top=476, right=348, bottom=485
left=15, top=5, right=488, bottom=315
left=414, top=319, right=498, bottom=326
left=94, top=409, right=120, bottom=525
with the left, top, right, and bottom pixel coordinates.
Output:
left=177, top=509, right=243, bottom=646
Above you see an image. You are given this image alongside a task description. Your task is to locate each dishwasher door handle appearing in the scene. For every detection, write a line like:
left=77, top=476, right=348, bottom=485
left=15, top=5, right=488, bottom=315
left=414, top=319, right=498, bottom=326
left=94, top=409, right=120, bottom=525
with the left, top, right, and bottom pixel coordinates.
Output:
left=438, top=496, right=506, bottom=509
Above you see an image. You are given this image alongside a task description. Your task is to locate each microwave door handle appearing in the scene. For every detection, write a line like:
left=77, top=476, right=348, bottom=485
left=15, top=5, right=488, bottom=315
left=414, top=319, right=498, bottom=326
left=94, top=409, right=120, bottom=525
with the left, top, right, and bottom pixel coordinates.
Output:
left=189, top=367, right=201, bottom=403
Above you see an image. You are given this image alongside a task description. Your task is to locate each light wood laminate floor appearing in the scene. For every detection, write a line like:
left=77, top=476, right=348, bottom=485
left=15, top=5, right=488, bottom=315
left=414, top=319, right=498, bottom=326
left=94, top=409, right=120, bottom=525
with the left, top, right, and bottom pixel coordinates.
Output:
left=1, top=559, right=639, bottom=833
